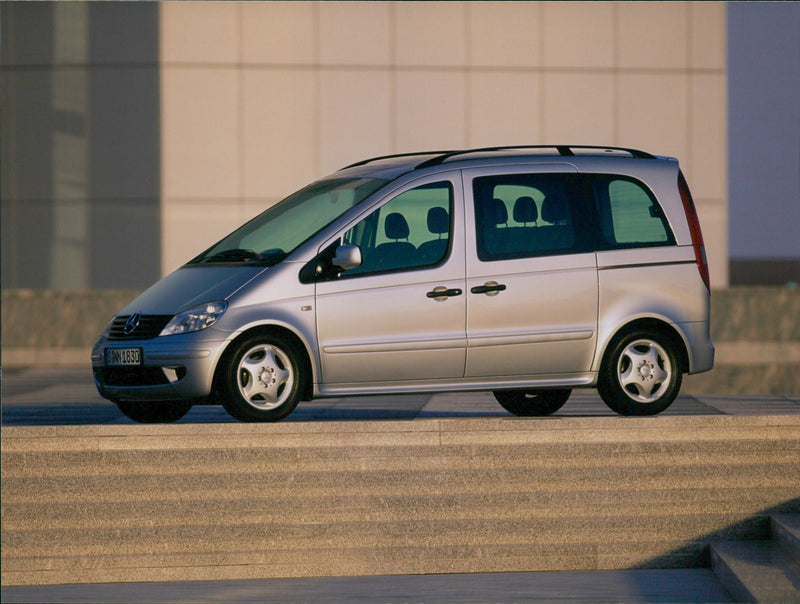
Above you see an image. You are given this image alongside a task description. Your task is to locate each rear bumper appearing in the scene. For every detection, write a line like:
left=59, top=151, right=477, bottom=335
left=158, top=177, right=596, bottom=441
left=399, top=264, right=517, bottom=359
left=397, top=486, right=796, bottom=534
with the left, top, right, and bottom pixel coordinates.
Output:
left=680, top=320, right=715, bottom=374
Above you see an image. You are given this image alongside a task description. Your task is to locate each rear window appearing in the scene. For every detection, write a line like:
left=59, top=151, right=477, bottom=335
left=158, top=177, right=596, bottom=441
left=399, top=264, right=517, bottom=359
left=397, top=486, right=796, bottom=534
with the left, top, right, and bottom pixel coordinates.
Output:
left=591, top=175, right=675, bottom=249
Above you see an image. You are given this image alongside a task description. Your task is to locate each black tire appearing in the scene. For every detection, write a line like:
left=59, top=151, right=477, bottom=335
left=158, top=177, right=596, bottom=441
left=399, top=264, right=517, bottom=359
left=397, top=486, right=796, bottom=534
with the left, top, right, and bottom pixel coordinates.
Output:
left=115, top=400, right=192, bottom=423
left=220, top=334, right=302, bottom=422
left=598, top=330, right=682, bottom=416
left=493, top=389, right=571, bottom=416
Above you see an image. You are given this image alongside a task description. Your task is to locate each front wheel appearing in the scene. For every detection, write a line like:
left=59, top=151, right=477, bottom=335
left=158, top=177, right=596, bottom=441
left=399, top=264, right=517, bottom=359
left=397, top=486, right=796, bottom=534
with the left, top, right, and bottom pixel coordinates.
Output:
left=598, top=331, right=681, bottom=416
left=220, top=334, right=302, bottom=422
left=115, top=400, right=192, bottom=423
left=493, top=389, right=571, bottom=416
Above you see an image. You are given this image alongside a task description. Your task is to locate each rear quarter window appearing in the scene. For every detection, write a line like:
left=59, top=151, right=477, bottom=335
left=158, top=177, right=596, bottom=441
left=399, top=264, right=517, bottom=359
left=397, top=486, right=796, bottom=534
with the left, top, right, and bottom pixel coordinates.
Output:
left=591, top=175, right=675, bottom=249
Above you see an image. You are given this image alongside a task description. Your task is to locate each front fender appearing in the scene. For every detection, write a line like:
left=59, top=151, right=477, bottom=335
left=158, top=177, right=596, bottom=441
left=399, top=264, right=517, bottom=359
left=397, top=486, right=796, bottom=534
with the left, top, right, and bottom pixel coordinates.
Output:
left=210, top=296, right=321, bottom=388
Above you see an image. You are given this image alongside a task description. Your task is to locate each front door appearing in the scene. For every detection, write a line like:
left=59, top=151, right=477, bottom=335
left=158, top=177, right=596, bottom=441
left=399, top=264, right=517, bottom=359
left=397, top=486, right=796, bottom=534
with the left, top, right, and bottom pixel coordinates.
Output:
left=463, top=165, right=599, bottom=379
left=315, top=174, right=466, bottom=387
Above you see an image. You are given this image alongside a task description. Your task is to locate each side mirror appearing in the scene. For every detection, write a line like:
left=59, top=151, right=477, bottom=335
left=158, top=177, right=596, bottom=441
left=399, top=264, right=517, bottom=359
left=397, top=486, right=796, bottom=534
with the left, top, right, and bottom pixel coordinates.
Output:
left=331, top=244, right=362, bottom=271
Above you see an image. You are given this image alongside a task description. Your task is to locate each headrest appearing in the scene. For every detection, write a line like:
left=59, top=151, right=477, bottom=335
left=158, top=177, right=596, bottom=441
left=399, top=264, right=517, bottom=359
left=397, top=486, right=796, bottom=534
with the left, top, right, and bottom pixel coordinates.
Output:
left=489, top=198, right=508, bottom=226
left=513, top=196, right=538, bottom=224
left=427, top=206, right=449, bottom=235
left=541, top=194, right=567, bottom=224
left=384, top=212, right=410, bottom=240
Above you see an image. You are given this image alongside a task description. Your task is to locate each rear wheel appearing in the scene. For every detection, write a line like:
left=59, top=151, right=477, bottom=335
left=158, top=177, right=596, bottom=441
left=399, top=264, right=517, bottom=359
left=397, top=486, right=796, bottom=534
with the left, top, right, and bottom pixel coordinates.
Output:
left=493, top=389, right=571, bottom=416
left=220, top=334, right=302, bottom=422
left=598, top=331, right=681, bottom=416
left=115, top=400, right=192, bottom=423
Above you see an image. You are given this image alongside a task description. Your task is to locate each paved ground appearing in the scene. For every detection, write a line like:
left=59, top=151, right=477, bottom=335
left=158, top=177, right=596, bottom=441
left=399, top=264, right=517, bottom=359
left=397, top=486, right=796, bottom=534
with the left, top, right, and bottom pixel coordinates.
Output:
left=2, top=368, right=797, bottom=602
left=1, top=569, right=734, bottom=603
left=2, top=367, right=799, bottom=426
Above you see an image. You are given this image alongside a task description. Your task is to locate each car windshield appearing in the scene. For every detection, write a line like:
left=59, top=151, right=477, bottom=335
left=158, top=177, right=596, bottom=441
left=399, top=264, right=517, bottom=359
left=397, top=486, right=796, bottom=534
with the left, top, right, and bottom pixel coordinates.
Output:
left=190, top=177, right=388, bottom=266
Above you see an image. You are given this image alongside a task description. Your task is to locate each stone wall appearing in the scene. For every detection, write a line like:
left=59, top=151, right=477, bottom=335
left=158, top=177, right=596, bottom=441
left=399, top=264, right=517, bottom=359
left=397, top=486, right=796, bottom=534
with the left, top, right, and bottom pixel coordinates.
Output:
left=683, top=287, right=800, bottom=395
left=1, top=290, right=139, bottom=367
left=2, top=288, right=798, bottom=394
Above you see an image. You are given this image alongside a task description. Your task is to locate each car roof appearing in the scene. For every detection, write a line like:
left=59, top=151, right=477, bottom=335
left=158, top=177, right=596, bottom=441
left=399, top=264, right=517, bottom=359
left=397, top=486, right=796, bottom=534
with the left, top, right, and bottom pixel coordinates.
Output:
left=335, top=145, right=673, bottom=180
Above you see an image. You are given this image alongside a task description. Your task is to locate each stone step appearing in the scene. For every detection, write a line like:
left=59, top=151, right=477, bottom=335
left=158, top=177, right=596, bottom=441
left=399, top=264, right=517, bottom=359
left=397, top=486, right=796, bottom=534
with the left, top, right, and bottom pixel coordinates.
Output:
left=2, top=464, right=800, bottom=520
left=4, top=489, right=798, bottom=531
left=1, top=541, right=712, bottom=586
left=4, top=438, right=798, bottom=478
left=711, top=536, right=800, bottom=602
left=3, top=417, right=798, bottom=586
left=0, top=514, right=775, bottom=560
left=773, top=514, right=800, bottom=561
left=3, top=416, right=797, bottom=455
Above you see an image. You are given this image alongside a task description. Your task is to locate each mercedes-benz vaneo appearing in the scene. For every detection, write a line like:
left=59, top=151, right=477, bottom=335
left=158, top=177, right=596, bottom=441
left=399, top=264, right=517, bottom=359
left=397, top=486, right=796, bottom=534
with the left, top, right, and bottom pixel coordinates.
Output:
left=92, top=146, right=714, bottom=422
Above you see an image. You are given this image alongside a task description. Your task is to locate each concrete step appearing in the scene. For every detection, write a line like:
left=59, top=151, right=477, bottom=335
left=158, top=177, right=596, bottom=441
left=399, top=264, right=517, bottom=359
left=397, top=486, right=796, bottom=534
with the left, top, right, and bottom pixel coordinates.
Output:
left=2, top=416, right=799, bottom=586
left=1, top=514, right=777, bottom=558
left=4, top=438, right=798, bottom=478
left=774, top=514, right=800, bottom=561
left=3, top=416, right=798, bottom=455
left=4, top=489, right=799, bottom=531
left=1, top=542, right=712, bottom=586
left=3, top=464, right=798, bottom=506
left=711, top=532, right=800, bottom=602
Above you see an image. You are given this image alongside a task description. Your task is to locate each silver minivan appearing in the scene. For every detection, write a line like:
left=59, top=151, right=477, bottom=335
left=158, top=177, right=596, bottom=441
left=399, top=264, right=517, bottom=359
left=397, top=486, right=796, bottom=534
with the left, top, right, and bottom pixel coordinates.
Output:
left=92, top=146, right=714, bottom=423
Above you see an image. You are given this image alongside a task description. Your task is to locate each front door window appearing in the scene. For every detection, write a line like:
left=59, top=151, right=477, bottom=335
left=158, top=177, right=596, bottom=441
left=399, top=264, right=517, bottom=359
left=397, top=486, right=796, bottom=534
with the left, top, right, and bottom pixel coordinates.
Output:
left=342, top=181, right=453, bottom=276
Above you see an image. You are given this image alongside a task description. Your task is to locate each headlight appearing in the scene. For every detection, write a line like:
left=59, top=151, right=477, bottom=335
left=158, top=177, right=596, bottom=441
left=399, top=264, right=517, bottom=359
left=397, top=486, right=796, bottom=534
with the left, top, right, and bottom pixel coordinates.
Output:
left=160, top=301, right=228, bottom=336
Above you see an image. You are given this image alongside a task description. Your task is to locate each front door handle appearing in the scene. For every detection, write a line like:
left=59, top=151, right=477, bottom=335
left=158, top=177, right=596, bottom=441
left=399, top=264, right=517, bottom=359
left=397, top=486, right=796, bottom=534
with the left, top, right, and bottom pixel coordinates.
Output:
left=470, top=281, right=506, bottom=296
left=426, top=286, right=463, bottom=301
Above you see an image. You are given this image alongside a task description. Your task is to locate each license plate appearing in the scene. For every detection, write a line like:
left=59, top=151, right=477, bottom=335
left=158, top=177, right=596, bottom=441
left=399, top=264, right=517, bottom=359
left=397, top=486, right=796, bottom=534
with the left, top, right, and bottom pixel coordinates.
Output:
left=106, top=348, right=142, bottom=366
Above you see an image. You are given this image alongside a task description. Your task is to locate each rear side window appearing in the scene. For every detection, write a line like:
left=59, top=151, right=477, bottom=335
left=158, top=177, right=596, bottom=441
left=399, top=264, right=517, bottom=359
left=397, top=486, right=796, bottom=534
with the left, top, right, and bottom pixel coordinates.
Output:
left=591, top=175, right=675, bottom=249
left=473, top=173, right=585, bottom=261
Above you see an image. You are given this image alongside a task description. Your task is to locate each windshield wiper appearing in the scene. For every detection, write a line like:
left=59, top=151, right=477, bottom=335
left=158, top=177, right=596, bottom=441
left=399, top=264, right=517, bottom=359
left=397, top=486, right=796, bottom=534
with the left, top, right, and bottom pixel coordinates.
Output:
left=199, top=248, right=288, bottom=266
left=259, top=249, right=289, bottom=265
left=201, top=248, right=260, bottom=263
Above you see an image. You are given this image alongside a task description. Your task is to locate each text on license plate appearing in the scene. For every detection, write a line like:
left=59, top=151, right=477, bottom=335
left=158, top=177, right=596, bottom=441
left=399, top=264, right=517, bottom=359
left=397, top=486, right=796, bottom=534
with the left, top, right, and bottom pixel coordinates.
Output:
left=106, top=348, right=142, bottom=366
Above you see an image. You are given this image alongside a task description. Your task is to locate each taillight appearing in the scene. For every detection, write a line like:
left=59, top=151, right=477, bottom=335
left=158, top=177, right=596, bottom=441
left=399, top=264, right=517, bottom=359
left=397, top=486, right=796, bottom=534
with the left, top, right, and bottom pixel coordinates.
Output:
left=678, top=171, right=710, bottom=290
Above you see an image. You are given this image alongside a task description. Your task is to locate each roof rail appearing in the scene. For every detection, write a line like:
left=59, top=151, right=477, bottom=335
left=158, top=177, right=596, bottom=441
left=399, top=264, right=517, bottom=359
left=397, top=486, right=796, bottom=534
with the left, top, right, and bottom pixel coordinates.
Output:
left=341, top=150, right=457, bottom=170
left=340, top=145, right=656, bottom=172
left=414, top=145, right=656, bottom=169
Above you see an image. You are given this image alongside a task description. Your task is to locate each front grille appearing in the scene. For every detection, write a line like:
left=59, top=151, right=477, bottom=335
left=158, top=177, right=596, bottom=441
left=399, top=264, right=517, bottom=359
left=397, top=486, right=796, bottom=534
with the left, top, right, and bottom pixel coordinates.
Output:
left=107, top=315, right=172, bottom=340
left=95, top=367, right=171, bottom=387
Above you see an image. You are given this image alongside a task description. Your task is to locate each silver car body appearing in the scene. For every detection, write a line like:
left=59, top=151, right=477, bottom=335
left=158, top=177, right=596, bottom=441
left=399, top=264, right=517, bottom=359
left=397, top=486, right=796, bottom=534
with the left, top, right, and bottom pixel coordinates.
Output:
left=92, top=147, right=714, bottom=410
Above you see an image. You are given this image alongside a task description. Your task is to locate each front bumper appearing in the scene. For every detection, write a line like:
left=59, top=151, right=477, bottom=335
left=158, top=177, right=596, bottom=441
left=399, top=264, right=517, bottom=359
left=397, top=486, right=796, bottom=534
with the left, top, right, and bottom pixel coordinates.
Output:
left=91, top=334, right=228, bottom=403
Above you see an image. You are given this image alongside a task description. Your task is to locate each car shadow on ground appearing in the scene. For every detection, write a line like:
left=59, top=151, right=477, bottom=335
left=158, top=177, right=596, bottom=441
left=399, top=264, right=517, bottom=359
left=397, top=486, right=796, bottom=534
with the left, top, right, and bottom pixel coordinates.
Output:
left=0, top=394, right=720, bottom=426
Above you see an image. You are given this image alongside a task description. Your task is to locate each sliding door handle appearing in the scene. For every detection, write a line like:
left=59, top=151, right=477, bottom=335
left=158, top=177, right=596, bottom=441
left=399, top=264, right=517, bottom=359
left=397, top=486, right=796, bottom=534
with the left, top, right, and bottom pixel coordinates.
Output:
left=470, top=281, right=506, bottom=296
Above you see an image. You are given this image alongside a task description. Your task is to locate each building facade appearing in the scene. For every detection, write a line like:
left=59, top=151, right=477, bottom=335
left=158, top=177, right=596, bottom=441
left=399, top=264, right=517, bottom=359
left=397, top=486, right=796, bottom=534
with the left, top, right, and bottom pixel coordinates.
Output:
left=2, top=2, right=796, bottom=291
